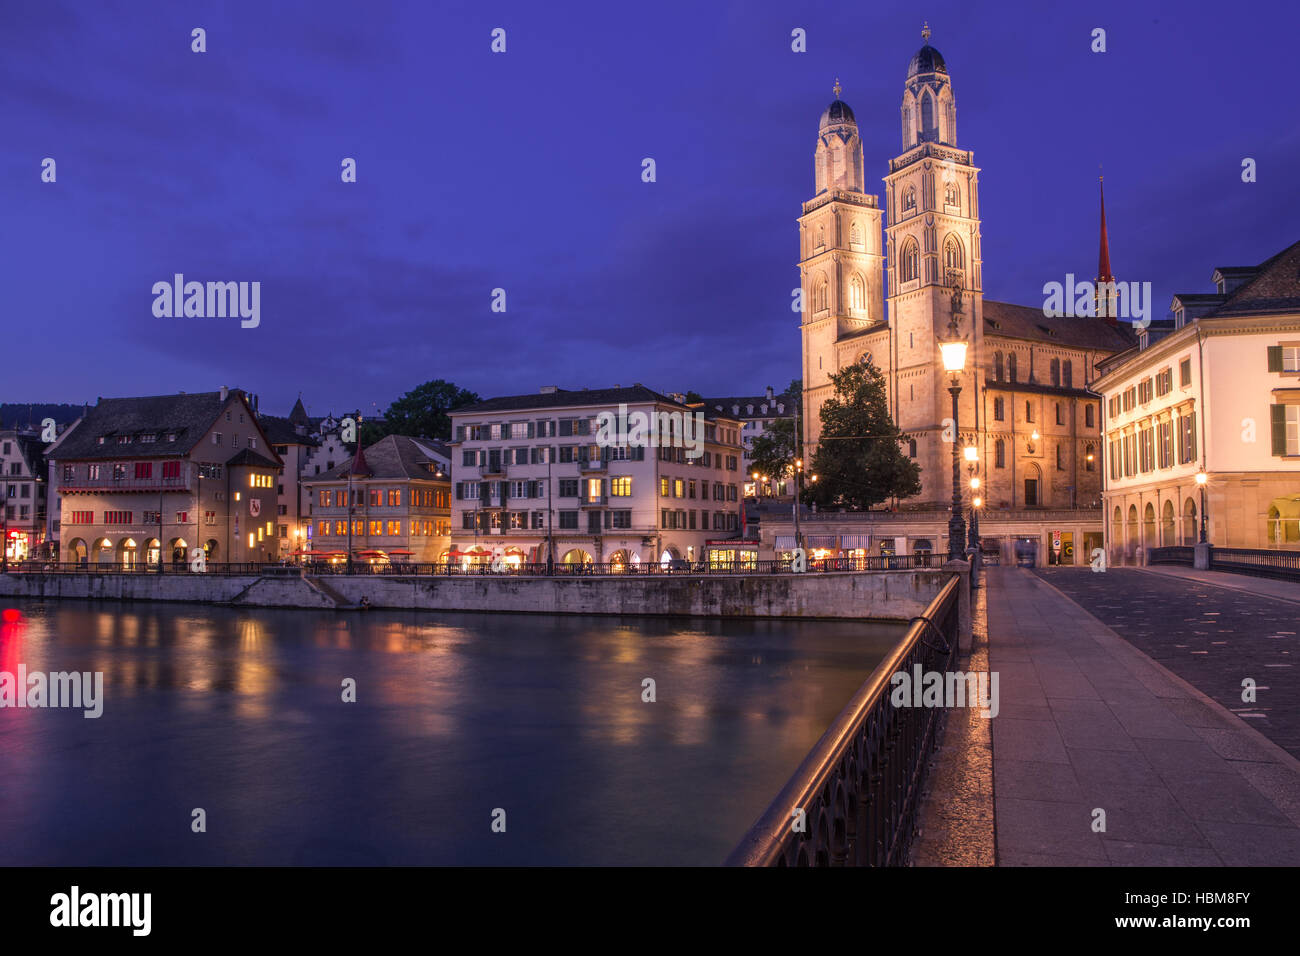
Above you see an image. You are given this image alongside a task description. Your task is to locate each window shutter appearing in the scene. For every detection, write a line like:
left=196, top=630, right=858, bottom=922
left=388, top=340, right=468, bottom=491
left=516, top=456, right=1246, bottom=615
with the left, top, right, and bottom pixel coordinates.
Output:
left=1268, top=346, right=1283, bottom=372
left=1271, top=405, right=1288, bottom=455
left=455, top=482, right=462, bottom=500
left=527, top=421, right=535, bottom=438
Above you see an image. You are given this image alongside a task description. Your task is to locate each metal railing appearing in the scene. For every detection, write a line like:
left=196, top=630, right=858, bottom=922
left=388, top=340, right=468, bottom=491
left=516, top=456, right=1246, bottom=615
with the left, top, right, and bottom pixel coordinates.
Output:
left=1210, top=546, right=1300, bottom=582
left=725, top=574, right=961, bottom=866
left=3, top=554, right=941, bottom=577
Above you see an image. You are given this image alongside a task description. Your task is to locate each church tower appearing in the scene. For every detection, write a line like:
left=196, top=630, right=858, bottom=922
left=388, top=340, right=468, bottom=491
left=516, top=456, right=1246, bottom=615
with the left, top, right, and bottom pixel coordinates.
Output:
left=799, top=80, right=886, bottom=457
left=883, top=24, right=984, bottom=507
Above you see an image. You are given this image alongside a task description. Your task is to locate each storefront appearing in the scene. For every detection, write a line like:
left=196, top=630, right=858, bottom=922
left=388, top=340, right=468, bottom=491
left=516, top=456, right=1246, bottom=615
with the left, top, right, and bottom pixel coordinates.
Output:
left=707, top=540, right=758, bottom=569
left=1047, top=530, right=1075, bottom=566
left=5, top=530, right=31, bottom=563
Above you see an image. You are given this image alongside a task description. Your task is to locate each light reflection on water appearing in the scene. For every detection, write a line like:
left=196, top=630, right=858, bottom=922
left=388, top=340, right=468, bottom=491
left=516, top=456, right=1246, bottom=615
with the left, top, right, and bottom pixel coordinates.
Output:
left=0, top=599, right=903, bottom=865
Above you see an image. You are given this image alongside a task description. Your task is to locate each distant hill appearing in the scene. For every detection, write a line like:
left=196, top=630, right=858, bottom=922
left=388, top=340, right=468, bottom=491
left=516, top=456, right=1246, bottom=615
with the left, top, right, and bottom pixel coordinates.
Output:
left=0, top=403, right=85, bottom=429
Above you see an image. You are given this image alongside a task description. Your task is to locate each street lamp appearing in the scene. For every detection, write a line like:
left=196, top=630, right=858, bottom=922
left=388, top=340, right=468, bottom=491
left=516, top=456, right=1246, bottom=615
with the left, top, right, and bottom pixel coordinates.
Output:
left=966, top=445, right=982, bottom=555
left=1196, top=471, right=1208, bottom=543
left=941, top=314, right=968, bottom=562
left=792, top=459, right=806, bottom=550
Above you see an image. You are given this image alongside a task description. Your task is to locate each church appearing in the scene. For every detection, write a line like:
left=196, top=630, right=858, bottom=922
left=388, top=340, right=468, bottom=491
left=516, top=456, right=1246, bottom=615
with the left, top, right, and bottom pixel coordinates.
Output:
left=789, top=26, right=1135, bottom=565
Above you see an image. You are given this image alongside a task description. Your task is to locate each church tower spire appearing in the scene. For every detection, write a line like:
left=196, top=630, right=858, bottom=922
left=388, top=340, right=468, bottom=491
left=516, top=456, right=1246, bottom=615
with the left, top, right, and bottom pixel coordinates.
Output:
left=798, top=80, right=885, bottom=456
left=882, top=26, right=984, bottom=507
left=1095, top=173, right=1118, bottom=325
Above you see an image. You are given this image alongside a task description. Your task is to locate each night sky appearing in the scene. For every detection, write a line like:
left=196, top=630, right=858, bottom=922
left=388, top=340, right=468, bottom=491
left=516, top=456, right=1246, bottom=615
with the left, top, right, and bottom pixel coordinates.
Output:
left=2, top=0, right=1296, bottom=419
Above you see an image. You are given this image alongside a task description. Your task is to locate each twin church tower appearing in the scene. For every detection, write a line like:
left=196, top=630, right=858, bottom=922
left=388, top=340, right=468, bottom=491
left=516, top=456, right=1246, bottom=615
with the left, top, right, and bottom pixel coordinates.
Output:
left=799, top=26, right=1126, bottom=512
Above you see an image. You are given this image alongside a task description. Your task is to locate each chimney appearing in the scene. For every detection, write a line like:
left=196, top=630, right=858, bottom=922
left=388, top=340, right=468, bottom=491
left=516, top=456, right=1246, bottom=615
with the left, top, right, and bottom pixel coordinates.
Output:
left=219, top=386, right=229, bottom=401
left=765, top=385, right=774, bottom=401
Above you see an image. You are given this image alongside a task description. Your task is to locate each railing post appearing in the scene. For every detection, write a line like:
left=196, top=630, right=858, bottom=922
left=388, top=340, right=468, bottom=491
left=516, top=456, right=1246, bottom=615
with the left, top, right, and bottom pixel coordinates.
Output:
left=941, top=560, right=972, bottom=654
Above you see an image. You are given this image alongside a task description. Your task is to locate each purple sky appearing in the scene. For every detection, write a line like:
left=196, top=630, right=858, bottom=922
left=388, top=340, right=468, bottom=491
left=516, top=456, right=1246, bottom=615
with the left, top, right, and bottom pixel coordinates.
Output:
left=2, top=0, right=1296, bottom=419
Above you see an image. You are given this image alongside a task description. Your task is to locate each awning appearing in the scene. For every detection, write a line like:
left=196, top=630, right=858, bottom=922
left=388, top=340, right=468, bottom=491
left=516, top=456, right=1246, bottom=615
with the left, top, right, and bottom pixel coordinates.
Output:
left=805, top=534, right=839, bottom=548
left=773, top=535, right=797, bottom=549
left=839, top=534, right=870, bottom=548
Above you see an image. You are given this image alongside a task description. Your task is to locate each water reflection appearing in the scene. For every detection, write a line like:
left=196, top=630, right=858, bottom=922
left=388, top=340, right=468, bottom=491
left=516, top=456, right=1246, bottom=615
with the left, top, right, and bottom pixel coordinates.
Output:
left=0, top=598, right=902, bottom=865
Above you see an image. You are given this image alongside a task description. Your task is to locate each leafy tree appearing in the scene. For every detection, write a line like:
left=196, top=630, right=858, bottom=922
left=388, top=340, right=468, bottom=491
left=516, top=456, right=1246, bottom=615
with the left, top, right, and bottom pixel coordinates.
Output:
left=805, top=360, right=920, bottom=509
left=362, top=379, right=481, bottom=442
left=683, top=390, right=704, bottom=403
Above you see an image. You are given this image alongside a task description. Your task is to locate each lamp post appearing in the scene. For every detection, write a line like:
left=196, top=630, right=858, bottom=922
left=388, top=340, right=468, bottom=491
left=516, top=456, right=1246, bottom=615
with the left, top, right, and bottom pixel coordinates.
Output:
left=965, top=445, right=980, bottom=553
left=1196, top=471, right=1208, bottom=543
left=940, top=305, right=969, bottom=562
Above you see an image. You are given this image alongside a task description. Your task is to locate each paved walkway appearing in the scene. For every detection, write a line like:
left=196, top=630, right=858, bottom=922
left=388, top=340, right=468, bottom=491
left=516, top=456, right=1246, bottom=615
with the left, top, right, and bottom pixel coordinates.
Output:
left=986, top=567, right=1300, bottom=866
left=1138, top=564, right=1300, bottom=604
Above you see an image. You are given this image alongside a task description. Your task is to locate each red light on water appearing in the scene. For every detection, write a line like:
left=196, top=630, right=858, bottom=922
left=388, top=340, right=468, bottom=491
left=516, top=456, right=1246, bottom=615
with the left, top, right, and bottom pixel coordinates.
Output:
left=1, top=609, right=22, bottom=624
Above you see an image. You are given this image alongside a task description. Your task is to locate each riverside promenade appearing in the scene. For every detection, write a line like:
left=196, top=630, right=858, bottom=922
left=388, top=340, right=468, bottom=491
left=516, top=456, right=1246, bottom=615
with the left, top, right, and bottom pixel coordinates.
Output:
left=915, top=566, right=1300, bottom=866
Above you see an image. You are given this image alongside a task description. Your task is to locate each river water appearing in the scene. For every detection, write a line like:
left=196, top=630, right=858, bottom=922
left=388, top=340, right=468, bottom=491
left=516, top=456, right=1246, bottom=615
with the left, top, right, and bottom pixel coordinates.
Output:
left=0, top=599, right=902, bottom=865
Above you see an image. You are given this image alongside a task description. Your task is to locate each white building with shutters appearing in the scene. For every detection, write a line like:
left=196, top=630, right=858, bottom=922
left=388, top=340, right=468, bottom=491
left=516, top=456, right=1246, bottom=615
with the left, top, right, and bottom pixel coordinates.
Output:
left=1093, top=239, right=1300, bottom=560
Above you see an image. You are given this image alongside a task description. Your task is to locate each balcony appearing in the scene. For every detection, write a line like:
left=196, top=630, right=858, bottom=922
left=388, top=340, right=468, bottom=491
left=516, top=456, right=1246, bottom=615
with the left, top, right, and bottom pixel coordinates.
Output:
left=580, top=495, right=608, bottom=508
left=579, top=458, right=606, bottom=473
left=479, top=461, right=507, bottom=477
left=59, top=472, right=193, bottom=494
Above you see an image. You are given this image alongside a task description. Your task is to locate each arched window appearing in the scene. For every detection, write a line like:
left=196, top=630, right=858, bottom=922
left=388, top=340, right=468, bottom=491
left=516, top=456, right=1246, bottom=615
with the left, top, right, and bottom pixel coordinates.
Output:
left=921, top=91, right=935, bottom=142
left=815, top=277, right=828, bottom=312
left=900, top=239, right=920, bottom=283
left=902, top=185, right=916, bottom=213
left=1063, top=360, right=1073, bottom=388
left=944, top=236, right=964, bottom=272
left=1183, top=498, right=1197, bottom=545
left=1007, top=353, right=1018, bottom=383
left=993, top=352, right=1004, bottom=382
left=944, top=182, right=958, bottom=207
left=1050, top=358, right=1061, bottom=386
left=908, top=438, right=917, bottom=458
left=1085, top=443, right=1095, bottom=471
left=901, top=104, right=913, bottom=145
left=995, top=439, right=1005, bottom=468
left=849, top=274, right=864, bottom=312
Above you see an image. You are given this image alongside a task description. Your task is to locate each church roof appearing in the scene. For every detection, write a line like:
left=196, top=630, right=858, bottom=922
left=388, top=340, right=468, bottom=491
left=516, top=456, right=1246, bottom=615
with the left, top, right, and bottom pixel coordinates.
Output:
left=820, top=99, right=857, bottom=129
left=982, top=300, right=1136, bottom=351
left=907, top=44, right=947, bottom=78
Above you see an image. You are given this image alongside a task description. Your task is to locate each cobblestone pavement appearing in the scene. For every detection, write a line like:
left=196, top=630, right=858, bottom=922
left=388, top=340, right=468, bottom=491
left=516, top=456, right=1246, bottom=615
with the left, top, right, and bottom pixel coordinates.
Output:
left=1035, top=568, right=1300, bottom=759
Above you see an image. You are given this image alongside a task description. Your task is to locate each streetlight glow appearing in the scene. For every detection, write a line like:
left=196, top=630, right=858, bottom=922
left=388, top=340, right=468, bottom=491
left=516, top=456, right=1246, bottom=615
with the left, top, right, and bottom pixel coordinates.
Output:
left=940, top=340, right=968, bottom=373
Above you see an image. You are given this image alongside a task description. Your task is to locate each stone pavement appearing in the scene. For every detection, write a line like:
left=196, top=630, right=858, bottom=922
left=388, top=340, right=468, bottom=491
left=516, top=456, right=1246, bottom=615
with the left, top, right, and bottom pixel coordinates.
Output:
left=986, top=567, right=1300, bottom=866
left=1137, top=564, right=1300, bottom=605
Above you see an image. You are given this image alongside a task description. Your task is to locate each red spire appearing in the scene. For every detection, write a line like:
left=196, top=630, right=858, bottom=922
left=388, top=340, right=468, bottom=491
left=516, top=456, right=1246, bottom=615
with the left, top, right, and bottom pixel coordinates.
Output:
left=1097, top=177, right=1114, bottom=284
left=349, top=441, right=372, bottom=477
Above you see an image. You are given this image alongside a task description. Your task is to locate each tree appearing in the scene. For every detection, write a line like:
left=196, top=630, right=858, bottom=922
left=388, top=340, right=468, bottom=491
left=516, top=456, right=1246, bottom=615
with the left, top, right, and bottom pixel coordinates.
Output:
left=806, top=360, right=920, bottom=510
left=748, top=380, right=802, bottom=485
left=362, top=379, right=481, bottom=443
left=683, top=390, right=704, bottom=403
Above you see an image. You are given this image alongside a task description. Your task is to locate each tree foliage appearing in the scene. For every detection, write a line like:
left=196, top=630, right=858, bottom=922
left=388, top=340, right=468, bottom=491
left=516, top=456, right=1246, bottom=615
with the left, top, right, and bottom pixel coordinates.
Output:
left=748, top=381, right=802, bottom=484
left=361, top=379, right=481, bottom=443
left=805, top=361, right=921, bottom=509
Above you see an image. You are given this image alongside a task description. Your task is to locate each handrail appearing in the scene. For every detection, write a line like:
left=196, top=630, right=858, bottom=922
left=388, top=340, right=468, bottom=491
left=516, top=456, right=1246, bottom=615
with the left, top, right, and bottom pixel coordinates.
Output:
left=725, top=574, right=960, bottom=867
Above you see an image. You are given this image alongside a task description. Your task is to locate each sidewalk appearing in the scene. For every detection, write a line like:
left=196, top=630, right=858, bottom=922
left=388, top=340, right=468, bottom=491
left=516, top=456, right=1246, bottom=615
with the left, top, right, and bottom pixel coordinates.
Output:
left=1137, top=564, right=1300, bottom=605
left=987, top=567, right=1300, bottom=866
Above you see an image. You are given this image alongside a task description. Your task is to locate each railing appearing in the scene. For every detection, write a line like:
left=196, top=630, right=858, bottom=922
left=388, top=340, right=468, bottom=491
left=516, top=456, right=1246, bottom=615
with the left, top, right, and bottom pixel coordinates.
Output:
left=1147, top=546, right=1194, bottom=566
left=3, top=555, right=941, bottom=577
left=725, top=574, right=961, bottom=866
left=58, top=474, right=193, bottom=493
left=786, top=508, right=1101, bottom=524
left=1210, top=546, right=1300, bottom=582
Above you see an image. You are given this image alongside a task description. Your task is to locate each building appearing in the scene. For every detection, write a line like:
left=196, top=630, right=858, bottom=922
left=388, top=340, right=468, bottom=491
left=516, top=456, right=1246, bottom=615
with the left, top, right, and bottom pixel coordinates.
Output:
left=787, top=27, right=1133, bottom=564
left=1, top=428, right=50, bottom=563
left=302, top=434, right=451, bottom=564
left=693, top=387, right=796, bottom=497
left=448, top=385, right=745, bottom=568
left=47, top=388, right=283, bottom=566
left=1094, top=239, right=1300, bottom=560
left=259, top=396, right=322, bottom=559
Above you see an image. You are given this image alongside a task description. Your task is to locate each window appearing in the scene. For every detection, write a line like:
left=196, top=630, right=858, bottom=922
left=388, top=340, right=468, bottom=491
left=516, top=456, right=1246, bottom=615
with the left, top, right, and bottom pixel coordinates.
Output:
left=1063, top=360, right=1073, bottom=388
left=1157, top=420, right=1173, bottom=468
left=143, top=511, right=160, bottom=524
left=1050, top=358, right=1060, bottom=387
left=1085, top=405, right=1095, bottom=428
left=1155, top=367, right=1173, bottom=397
left=206, top=511, right=216, bottom=526
left=388, top=489, right=401, bottom=506
left=902, top=186, right=916, bottom=213
left=1056, top=445, right=1064, bottom=471
left=387, top=520, right=400, bottom=535
left=1024, top=477, right=1039, bottom=506
left=908, top=438, right=917, bottom=458
left=1055, top=403, right=1063, bottom=425
left=993, top=397, right=1004, bottom=421
left=1267, top=346, right=1300, bottom=373
left=1179, top=358, right=1192, bottom=387
left=610, top=477, right=631, bottom=496
left=943, top=236, right=963, bottom=272
left=175, top=512, right=188, bottom=524
left=558, top=511, right=578, bottom=530
left=1025, top=401, right=1034, bottom=423
left=995, top=439, right=1005, bottom=468
left=900, top=239, right=919, bottom=283
left=1084, top=443, right=1095, bottom=472
left=212, top=432, right=222, bottom=445
left=993, top=352, right=1003, bottom=382
left=1271, top=405, right=1300, bottom=456
left=944, top=182, right=958, bottom=207
left=1007, top=353, right=1017, bottom=382
left=1178, top=413, right=1198, bottom=464
left=559, top=479, right=578, bottom=497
